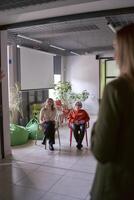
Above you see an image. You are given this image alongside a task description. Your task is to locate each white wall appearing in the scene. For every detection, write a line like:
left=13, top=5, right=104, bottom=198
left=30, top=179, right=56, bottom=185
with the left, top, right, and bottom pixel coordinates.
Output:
left=64, top=55, right=99, bottom=115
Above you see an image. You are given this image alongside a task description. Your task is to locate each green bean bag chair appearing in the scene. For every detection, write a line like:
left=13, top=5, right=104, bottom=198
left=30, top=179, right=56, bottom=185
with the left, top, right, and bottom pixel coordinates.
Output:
left=26, top=118, right=44, bottom=140
left=10, top=124, right=29, bottom=146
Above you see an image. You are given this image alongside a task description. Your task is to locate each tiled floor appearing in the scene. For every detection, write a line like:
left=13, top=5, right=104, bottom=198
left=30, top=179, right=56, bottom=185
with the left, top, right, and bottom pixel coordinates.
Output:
left=0, top=116, right=97, bottom=200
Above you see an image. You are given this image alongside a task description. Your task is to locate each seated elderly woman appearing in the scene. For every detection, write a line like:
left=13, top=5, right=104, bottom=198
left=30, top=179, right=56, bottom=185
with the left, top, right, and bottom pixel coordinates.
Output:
left=68, top=101, right=90, bottom=150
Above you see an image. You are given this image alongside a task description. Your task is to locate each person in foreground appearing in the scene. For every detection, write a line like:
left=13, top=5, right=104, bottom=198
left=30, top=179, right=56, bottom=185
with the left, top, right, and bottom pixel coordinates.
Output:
left=68, top=101, right=90, bottom=150
left=0, top=70, right=5, bottom=81
left=39, top=98, right=56, bottom=151
left=90, top=23, right=134, bottom=200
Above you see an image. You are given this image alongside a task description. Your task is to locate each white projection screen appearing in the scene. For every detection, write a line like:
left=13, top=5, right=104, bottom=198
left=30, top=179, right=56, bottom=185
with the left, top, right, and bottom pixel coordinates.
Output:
left=20, top=47, right=54, bottom=90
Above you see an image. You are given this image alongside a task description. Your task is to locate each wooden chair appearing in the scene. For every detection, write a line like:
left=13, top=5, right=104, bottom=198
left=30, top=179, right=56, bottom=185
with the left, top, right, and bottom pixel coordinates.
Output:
left=35, top=120, right=61, bottom=150
left=54, top=121, right=61, bottom=149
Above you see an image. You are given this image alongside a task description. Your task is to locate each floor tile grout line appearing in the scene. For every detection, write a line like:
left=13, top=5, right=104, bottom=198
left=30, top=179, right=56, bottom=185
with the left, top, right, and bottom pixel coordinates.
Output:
left=5, top=158, right=95, bottom=175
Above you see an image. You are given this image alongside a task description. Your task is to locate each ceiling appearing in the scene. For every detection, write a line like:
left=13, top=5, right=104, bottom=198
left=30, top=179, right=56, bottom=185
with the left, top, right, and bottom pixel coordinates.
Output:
left=0, top=0, right=134, bottom=56
left=0, top=0, right=62, bottom=10
left=8, top=16, right=114, bottom=56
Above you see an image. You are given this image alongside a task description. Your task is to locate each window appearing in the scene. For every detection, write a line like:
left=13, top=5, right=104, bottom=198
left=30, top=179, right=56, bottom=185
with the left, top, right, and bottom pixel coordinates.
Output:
left=100, top=58, right=120, bottom=100
left=49, top=74, right=61, bottom=99
left=105, top=60, right=119, bottom=84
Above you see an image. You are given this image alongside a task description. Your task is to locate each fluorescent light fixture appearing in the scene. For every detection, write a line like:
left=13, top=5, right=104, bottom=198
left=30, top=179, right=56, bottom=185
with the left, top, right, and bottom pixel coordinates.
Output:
left=107, top=23, right=116, bottom=33
left=70, top=51, right=80, bottom=56
left=17, top=34, right=42, bottom=44
left=43, top=51, right=56, bottom=56
left=49, top=44, right=65, bottom=51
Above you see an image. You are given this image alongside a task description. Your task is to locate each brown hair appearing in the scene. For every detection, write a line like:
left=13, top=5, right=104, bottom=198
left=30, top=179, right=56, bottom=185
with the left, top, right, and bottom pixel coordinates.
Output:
left=116, top=23, right=134, bottom=80
left=43, top=98, right=55, bottom=111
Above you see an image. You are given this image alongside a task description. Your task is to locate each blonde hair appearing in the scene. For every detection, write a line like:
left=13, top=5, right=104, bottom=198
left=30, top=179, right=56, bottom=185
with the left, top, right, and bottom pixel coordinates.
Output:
left=116, top=23, right=134, bottom=80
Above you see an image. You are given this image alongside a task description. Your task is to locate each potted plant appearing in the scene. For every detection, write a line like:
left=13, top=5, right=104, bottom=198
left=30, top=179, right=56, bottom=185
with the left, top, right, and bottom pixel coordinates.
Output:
left=9, top=83, right=30, bottom=146
left=9, top=83, right=23, bottom=123
left=54, top=81, right=72, bottom=108
left=54, top=81, right=89, bottom=108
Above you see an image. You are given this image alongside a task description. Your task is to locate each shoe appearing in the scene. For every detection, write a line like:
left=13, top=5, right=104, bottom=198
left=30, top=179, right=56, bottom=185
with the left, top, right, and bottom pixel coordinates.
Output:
left=76, top=144, right=83, bottom=150
left=42, top=141, right=45, bottom=145
left=49, top=144, right=54, bottom=151
left=76, top=144, right=81, bottom=150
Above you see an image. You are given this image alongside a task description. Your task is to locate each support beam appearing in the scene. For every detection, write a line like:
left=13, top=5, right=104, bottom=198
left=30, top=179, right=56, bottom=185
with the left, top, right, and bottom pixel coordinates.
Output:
left=0, top=7, right=134, bottom=30
left=0, top=30, right=11, bottom=158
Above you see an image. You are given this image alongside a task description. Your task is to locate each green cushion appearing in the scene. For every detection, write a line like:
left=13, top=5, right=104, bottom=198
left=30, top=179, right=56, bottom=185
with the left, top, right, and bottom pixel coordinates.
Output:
left=26, top=118, right=44, bottom=140
left=10, top=124, right=29, bottom=146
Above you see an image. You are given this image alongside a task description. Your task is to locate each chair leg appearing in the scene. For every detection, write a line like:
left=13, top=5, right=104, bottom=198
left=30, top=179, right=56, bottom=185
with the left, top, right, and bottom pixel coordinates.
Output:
left=44, top=139, right=47, bottom=149
left=70, top=129, right=72, bottom=147
left=56, top=129, right=61, bottom=149
left=85, top=129, right=88, bottom=147
left=35, top=137, right=37, bottom=145
left=35, top=132, right=38, bottom=145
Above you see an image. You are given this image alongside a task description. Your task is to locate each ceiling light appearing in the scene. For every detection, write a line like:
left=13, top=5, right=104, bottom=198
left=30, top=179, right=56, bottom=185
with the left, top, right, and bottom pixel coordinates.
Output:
left=49, top=44, right=65, bottom=51
left=17, top=34, right=42, bottom=43
left=107, top=23, right=116, bottom=33
left=70, top=51, right=80, bottom=56
left=43, top=52, right=57, bottom=56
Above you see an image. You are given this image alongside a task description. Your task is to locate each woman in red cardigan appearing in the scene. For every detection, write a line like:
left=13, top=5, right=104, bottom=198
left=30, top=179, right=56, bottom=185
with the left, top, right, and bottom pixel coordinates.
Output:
left=68, top=101, right=90, bottom=149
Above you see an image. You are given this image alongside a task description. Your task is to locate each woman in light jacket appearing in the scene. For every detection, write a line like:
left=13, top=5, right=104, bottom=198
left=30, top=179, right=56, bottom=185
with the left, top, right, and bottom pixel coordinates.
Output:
left=39, top=98, right=56, bottom=151
left=90, top=23, right=134, bottom=200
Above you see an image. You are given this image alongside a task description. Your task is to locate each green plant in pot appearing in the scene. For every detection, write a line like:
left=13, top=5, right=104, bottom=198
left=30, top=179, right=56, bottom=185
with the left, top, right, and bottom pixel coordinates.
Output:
left=9, top=83, right=23, bottom=123
left=54, top=81, right=72, bottom=108
left=9, top=83, right=30, bottom=146
left=54, top=81, right=89, bottom=108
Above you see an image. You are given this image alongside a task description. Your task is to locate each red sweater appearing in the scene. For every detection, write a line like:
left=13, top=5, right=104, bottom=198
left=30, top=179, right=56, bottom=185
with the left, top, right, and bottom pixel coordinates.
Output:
left=68, top=109, right=90, bottom=124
